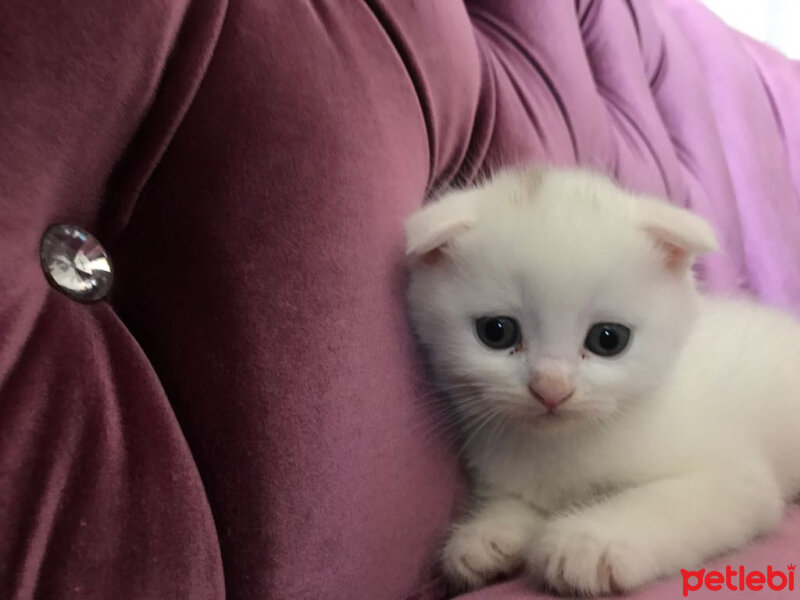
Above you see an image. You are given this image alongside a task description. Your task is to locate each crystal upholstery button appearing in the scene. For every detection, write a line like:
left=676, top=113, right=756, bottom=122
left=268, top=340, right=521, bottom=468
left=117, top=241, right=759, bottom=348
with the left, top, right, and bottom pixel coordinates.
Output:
left=40, top=224, right=113, bottom=302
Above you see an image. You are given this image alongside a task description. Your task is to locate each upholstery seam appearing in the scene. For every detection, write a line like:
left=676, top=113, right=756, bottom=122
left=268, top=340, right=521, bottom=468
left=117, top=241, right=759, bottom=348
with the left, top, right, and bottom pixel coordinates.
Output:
left=362, top=0, right=436, bottom=194
left=595, top=80, right=671, bottom=194
left=468, top=6, right=579, bottom=162
left=99, top=0, right=229, bottom=244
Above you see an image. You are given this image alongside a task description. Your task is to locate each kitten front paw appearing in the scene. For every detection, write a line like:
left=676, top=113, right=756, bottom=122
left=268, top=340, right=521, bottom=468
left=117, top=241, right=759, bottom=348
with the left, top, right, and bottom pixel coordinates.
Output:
left=441, top=519, right=528, bottom=589
left=527, top=517, right=654, bottom=596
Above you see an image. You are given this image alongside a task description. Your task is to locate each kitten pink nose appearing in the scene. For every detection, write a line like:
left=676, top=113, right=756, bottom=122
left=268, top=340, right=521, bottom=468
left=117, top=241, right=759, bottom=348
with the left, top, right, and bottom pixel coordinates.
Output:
left=529, top=361, right=575, bottom=409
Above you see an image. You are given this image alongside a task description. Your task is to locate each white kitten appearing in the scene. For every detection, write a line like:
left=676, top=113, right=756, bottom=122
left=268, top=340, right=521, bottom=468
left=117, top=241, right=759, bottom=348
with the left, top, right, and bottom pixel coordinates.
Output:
left=405, top=167, right=800, bottom=595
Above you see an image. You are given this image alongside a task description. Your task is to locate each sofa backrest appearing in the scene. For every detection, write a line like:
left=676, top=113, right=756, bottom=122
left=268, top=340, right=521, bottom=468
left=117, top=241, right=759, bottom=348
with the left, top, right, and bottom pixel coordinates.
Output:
left=1, top=1, right=798, bottom=599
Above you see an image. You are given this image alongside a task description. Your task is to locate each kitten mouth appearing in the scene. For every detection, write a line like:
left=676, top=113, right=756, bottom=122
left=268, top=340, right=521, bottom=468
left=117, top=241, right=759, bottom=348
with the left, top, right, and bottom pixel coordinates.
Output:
left=519, top=410, right=564, bottom=423
left=515, top=408, right=581, bottom=428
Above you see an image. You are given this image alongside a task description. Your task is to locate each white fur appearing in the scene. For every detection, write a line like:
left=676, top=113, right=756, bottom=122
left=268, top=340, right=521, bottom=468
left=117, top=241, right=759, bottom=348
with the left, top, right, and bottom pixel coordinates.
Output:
left=406, top=167, right=800, bottom=595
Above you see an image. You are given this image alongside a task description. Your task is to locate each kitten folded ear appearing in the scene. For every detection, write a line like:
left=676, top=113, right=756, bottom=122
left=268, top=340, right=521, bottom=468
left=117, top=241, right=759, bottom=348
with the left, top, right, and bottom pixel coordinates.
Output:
left=635, top=199, right=718, bottom=272
left=405, top=190, right=479, bottom=263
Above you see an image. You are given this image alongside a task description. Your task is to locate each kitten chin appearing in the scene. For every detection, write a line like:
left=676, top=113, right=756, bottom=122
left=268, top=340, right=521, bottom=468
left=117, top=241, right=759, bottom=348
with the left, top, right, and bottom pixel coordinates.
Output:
left=406, top=167, right=800, bottom=596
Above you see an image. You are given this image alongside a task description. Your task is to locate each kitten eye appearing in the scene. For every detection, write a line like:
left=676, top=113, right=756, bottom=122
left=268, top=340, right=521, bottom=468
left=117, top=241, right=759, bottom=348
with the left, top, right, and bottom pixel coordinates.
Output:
left=475, top=316, right=520, bottom=350
left=584, top=323, right=631, bottom=357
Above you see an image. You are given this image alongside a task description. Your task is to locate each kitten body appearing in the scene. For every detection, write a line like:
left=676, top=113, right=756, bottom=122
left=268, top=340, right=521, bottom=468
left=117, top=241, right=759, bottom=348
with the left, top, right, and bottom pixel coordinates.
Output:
left=405, top=168, right=800, bottom=595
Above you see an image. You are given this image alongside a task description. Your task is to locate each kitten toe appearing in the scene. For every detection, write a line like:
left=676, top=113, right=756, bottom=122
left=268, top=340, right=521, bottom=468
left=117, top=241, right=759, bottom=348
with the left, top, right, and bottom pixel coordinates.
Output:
left=526, top=518, right=653, bottom=596
left=441, top=520, right=527, bottom=589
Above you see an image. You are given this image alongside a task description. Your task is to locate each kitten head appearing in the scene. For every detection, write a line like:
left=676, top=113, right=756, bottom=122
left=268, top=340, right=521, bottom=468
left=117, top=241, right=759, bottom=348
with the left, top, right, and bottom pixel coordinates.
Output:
left=406, top=167, right=717, bottom=437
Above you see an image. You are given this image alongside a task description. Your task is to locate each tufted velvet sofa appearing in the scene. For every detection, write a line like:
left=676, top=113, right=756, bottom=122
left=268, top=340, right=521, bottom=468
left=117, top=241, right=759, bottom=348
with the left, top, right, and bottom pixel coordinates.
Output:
left=2, top=1, right=800, bottom=599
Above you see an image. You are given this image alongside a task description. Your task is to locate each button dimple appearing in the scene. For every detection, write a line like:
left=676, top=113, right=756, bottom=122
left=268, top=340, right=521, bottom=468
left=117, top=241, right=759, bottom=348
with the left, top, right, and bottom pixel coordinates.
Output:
left=40, top=224, right=112, bottom=302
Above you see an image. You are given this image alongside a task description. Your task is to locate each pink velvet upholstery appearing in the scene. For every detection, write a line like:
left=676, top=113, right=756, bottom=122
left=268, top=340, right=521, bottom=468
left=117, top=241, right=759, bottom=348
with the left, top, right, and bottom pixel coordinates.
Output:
left=1, top=1, right=799, bottom=599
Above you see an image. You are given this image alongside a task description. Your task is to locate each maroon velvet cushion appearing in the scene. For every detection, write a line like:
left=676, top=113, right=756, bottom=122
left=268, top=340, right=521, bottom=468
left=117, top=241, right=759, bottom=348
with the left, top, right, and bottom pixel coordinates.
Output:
left=0, top=1, right=226, bottom=598
left=2, top=1, right=799, bottom=600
